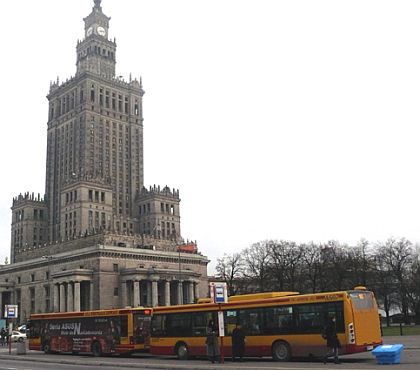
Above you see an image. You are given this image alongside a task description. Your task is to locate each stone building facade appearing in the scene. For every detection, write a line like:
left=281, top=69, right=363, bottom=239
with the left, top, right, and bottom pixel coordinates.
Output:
left=2, top=0, right=208, bottom=324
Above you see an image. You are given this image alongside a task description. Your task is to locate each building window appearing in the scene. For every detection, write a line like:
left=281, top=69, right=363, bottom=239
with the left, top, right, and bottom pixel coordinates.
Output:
left=30, top=287, right=35, bottom=313
left=113, top=263, right=118, bottom=272
left=114, top=287, right=119, bottom=296
left=31, top=274, right=35, bottom=282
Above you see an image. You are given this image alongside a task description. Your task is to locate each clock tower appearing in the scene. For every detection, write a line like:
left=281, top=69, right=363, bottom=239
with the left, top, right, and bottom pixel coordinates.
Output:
left=44, top=0, right=144, bottom=242
left=76, top=0, right=116, bottom=77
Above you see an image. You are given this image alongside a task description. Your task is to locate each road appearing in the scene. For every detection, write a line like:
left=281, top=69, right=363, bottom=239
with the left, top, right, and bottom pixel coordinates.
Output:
left=0, top=336, right=417, bottom=370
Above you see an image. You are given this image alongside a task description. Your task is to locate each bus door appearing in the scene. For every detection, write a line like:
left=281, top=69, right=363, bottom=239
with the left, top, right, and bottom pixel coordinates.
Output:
left=133, top=313, right=151, bottom=346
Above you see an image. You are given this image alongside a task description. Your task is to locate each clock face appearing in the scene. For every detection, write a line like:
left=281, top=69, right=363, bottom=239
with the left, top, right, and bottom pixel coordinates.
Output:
left=87, top=27, right=93, bottom=36
left=97, top=26, right=106, bottom=36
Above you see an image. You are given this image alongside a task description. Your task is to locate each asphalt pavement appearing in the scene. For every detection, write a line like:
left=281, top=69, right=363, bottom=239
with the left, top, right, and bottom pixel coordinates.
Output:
left=0, top=336, right=417, bottom=370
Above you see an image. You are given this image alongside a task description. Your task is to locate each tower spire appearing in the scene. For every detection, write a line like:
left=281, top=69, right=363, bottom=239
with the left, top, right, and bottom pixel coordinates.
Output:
left=94, top=0, right=102, bottom=8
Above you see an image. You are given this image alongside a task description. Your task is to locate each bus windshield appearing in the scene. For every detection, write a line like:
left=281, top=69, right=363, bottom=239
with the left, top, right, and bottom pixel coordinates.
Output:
left=348, top=291, right=375, bottom=311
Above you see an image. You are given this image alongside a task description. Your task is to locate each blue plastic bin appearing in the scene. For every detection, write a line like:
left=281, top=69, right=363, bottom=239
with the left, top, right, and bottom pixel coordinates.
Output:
left=372, top=344, right=404, bottom=365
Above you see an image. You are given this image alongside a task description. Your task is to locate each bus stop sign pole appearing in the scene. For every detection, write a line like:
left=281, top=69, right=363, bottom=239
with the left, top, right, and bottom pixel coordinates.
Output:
left=210, top=283, right=227, bottom=364
left=218, top=308, right=225, bottom=363
left=4, top=305, right=18, bottom=355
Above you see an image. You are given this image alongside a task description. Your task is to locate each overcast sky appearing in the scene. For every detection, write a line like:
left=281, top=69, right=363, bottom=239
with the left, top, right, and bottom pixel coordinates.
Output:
left=1, top=0, right=420, bottom=272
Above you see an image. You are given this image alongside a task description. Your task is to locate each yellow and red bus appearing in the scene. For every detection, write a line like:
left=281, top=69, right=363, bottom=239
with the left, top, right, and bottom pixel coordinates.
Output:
left=150, top=287, right=382, bottom=361
left=27, top=307, right=151, bottom=356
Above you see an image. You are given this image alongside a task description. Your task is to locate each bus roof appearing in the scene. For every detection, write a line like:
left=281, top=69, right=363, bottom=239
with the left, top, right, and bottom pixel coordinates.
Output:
left=29, top=307, right=151, bottom=320
left=228, top=292, right=300, bottom=302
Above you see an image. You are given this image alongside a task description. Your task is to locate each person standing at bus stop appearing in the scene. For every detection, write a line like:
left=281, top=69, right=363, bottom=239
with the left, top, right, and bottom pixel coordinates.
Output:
left=0, top=328, right=6, bottom=346
left=206, top=320, right=220, bottom=363
left=323, top=315, right=341, bottom=364
left=232, top=323, right=246, bottom=362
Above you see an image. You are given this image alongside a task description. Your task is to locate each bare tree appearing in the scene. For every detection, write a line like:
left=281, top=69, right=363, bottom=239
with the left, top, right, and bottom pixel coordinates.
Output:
left=374, top=238, right=413, bottom=324
left=215, top=253, right=244, bottom=296
left=243, top=242, right=272, bottom=292
left=318, top=241, right=349, bottom=292
left=346, top=239, right=374, bottom=288
left=407, top=258, right=420, bottom=324
left=301, top=242, right=323, bottom=293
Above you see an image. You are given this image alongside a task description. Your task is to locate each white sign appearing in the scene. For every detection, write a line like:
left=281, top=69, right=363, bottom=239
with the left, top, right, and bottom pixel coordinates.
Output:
left=4, top=305, right=18, bottom=319
left=218, top=311, right=225, bottom=337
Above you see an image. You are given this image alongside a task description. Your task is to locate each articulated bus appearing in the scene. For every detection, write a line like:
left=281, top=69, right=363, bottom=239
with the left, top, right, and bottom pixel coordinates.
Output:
left=150, top=287, right=382, bottom=361
left=28, top=307, right=151, bottom=356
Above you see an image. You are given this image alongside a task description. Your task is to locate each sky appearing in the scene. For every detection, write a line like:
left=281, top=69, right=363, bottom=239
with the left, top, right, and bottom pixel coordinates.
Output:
left=1, top=0, right=420, bottom=272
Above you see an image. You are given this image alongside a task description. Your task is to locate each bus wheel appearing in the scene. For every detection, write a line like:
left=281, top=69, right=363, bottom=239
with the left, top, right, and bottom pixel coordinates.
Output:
left=43, top=342, right=51, bottom=354
left=175, top=342, right=189, bottom=360
left=272, top=340, right=291, bottom=361
left=92, top=341, right=102, bottom=357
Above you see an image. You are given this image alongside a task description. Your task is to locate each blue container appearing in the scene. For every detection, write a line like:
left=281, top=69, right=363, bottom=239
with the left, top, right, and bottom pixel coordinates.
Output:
left=372, top=344, right=404, bottom=365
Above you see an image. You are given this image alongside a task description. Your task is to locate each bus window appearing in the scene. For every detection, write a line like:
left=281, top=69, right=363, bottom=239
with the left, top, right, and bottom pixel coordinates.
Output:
left=151, top=315, right=166, bottom=336
left=166, top=313, right=191, bottom=337
left=191, top=312, right=209, bottom=337
left=224, top=310, right=238, bottom=335
left=295, top=303, right=325, bottom=333
left=349, top=291, right=375, bottom=310
left=238, top=308, right=263, bottom=335
left=27, top=320, right=41, bottom=339
left=263, top=306, right=293, bottom=334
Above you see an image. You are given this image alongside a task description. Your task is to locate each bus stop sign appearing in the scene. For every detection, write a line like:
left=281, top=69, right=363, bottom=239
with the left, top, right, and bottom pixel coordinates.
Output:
left=209, top=282, right=228, bottom=304
left=4, top=305, right=18, bottom=319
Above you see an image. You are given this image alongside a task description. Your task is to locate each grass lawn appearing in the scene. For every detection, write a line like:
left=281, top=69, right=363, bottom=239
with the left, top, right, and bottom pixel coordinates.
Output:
left=381, top=325, right=420, bottom=336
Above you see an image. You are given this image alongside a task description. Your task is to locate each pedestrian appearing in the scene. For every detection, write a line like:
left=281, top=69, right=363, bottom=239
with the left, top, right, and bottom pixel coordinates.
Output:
left=0, top=328, right=6, bottom=346
left=231, top=323, right=246, bottom=362
left=323, top=315, right=341, bottom=364
left=205, top=320, right=220, bottom=363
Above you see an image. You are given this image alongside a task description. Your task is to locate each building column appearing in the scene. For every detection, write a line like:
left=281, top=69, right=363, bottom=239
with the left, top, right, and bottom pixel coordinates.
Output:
left=121, top=280, right=127, bottom=308
left=133, top=280, right=141, bottom=307
left=164, top=281, right=171, bottom=306
left=194, top=281, right=200, bottom=301
left=53, top=284, right=59, bottom=312
left=151, top=279, right=158, bottom=307
left=74, top=282, right=81, bottom=312
left=67, top=282, right=73, bottom=312
left=146, top=281, right=152, bottom=307
left=0, top=292, right=3, bottom=318
left=177, top=281, right=183, bottom=305
left=188, top=281, right=195, bottom=304
left=59, top=283, right=66, bottom=312
left=89, top=281, right=94, bottom=310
